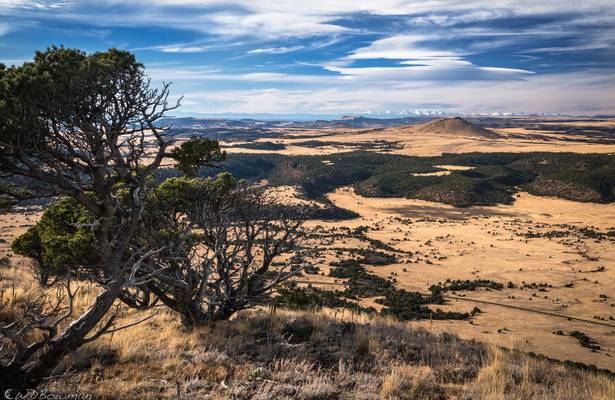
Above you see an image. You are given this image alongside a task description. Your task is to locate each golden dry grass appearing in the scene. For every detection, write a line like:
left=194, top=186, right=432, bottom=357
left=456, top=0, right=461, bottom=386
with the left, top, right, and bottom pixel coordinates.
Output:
left=381, top=365, right=443, bottom=400
left=1, top=255, right=614, bottom=399
left=222, top=117, right=615, bottom=157
left=2, top=114, right=615, bottom=397
left=291, top=187, right=615, bottom=370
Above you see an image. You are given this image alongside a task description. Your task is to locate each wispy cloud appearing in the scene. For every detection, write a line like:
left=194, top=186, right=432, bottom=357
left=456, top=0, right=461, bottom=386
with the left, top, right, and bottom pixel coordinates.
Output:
left=205, top=11, right=348, bottom=38
left=1, top=0, right=614, bottom=114
left=324, top=34, right=534, bottom=82
left=324, top=63, right=533, bottom=82
left=175, top=70, right=615, bottom=115
left=247, top=45, right=304, bottom=55
left=146, top=67, right=324, bottom=83
left=344, top=34, right=463, bottom=60
left=158, top=46, right=210, bottom=53
left=0, top=0, right=68, bottom=9
left=134, top=40, right=249, bottom=53
left=3, top=0, right=615, bottom=39
left=0, top=22, right=11, bottom=37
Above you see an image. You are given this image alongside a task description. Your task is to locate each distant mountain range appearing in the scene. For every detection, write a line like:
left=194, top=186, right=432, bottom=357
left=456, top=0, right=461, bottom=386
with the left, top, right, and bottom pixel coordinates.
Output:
left=167, top=110, right=573, bottom=122
left=360, top=110, right=566, bottom=118
left=160, top=115, right=436, bottom=130
left=161, top=109, right=601, bottom=132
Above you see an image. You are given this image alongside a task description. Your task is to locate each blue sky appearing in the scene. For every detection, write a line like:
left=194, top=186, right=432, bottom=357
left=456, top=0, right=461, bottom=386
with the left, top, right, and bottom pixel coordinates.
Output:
left=1, top=0, right=614, bottom=116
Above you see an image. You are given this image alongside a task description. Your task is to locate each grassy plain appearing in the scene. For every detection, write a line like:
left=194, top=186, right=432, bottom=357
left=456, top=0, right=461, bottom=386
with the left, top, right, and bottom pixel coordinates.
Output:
left=224, top=117, right=615, bottom=157
left=2, top=116, right=615, bottom=397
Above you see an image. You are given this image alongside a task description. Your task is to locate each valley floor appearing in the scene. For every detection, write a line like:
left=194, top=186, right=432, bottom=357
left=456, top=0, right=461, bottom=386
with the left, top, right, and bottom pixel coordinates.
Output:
left=2, top=116, right=615, bottom=396
left=223, top=117, right=615, bottom=157
left=294, top=188, right=615, bottom=370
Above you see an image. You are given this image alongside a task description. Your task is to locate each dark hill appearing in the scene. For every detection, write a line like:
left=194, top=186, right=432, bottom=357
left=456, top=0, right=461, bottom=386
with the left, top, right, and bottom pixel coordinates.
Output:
left=405, top=117, right=500, bottom=139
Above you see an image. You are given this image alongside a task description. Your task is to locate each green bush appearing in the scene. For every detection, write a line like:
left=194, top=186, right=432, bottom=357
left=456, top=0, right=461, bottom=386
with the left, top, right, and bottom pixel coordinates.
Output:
left=11, top=197, right=96, bottom=284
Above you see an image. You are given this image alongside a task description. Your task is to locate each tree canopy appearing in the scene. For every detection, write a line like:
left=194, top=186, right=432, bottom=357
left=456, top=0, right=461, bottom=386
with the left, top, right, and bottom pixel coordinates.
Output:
left=170, top=137, right=226, bottom=177
left=11, top=197, right=96, bottom=285
left=0, top=46, right=177, bottom=390
left=135, top=172, right=304, bottom=326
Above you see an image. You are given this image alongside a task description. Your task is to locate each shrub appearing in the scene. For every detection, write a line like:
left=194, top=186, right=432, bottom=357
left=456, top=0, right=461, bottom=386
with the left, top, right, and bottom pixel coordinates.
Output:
left=569, top=331, right=601, bottom=351
left=282, top=317, right=316, bottom=343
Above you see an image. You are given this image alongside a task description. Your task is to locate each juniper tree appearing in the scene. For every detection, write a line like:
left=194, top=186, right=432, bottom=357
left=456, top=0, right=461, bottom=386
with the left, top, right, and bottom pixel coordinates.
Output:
left=170, top=137, right=226, bottom=177
left=0, top=46, right=178, bottom=389
left=135, top=173, right=305, bottom=327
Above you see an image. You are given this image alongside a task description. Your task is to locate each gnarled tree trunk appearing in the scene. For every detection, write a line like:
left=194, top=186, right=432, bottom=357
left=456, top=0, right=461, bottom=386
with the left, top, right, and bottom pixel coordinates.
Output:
left=1, top=283, right=121, bottom=391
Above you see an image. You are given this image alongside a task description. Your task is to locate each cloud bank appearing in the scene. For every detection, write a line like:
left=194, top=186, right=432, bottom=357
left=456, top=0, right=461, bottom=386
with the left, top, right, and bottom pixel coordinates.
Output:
left=0, top=0, right=614, bottom=115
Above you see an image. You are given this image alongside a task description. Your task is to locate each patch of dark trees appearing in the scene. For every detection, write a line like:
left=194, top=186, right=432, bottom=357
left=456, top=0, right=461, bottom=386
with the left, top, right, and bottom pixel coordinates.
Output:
left=277, top=255, right=474, bottom=321
left=159, top=151, right=615, bottom=208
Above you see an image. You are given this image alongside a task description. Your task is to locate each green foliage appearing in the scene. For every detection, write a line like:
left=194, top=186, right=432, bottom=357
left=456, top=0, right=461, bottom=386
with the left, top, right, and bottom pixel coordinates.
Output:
left=8, top=175, right=243, bottom=281
left=11, top=226, right=42, bottom=263
left=525, top=226, right=615, bottom=241
left=0, top=194, right=14, bottom=214
left=0, top=46, right=183, bottom=387
left=139, top=173, right=241, bottom=252
left=324, top=257, right=469, bottom=321
left=11, top=197, right=96, bottom=283
left=0, top=46, right=142, bottom=152
left=0, top=184, right=31, bottom=213
left=355, top=249, right=397, bottom=265
left=274, top=281, right=375, bottom=314
left=149, top=172, right=237, bottom=208
left=170, top=137, right=226, bottom=177
left=511, top=153, right=615, bottom=202
left=198, top=153, right=283, bottom=182
left=307, top=204, right=360, bottom=220
left=162, top=173, right=237, bottom=211
left=378, top=290, right=469, bottom=321
left=570, top=330, right=601, bottom=351
left=328, top=259, right=394, bottom=297
left=432, top=279, right=504, bottom=292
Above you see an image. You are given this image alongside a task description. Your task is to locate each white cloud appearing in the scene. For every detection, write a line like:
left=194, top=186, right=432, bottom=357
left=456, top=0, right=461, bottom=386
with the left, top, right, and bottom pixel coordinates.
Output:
left=134, top=40, right=250, bottom=54
left=0, top=0, right=67, bottom=9
left=524, top=28, right=615, bottom=53
left=3, top=0, right=614, bottom=114
left=145, top=66, right=222, bottom=81
left=324, top=34, right=533, bottom=82
left=158, top=46, right=209, bottom=53
left=346, top=35, right=462, bottom=60
left=247, top=45, right=304, bottom=54
left=206, top=12, right=348, bottom=38
left=133, top=1, right=614, bottom=18
left=7, top=1, right=614, bottom=39
left=324, top=63, right=533, bottom=82
left=175, top=70, right=615, bottom=115
left=409, top=9, right=512, bottom=27
left=146, top=66, right=324, bottom=83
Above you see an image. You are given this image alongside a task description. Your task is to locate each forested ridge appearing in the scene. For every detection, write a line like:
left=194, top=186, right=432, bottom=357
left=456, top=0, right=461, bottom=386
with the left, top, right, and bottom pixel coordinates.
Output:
left=158, top=151, right=615, bottom=207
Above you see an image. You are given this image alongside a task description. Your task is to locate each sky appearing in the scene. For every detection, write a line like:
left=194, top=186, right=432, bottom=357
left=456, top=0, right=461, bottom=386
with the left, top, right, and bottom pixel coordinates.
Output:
left=1, top=0, right=614, bottom=117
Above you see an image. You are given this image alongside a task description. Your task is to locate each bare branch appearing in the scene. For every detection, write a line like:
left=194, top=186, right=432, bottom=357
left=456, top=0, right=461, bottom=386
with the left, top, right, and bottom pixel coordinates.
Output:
left=135, top=178, right=306, bottom=326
